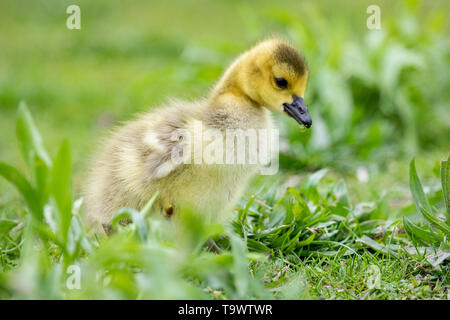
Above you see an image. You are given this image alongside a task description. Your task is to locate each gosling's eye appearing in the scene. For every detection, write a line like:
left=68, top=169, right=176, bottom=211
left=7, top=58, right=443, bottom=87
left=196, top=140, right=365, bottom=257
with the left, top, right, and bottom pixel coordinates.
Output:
left=275, top=77, right=288, bottom=89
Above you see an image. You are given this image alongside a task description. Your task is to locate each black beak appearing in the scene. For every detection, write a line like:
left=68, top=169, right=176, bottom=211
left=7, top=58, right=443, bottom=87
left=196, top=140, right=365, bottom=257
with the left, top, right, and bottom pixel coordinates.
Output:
left=283, top=95, right=312, bottom=128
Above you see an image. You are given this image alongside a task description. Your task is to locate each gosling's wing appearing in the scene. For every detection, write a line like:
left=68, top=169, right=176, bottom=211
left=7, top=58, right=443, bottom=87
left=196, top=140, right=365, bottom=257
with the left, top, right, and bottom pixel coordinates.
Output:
left=139, top=101, right=198, bottom=180
left=142, top=130, right=185, bottom=179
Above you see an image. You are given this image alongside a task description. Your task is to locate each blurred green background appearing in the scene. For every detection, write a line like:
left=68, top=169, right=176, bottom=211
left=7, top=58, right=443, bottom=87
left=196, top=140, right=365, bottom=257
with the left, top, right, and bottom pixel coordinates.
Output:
left=0, top=0, right=449, bottom=210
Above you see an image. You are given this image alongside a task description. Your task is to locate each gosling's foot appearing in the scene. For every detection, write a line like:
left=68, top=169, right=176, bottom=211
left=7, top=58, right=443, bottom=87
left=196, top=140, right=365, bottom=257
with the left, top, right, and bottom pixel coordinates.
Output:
left=205, top=238, right=222, bottom=253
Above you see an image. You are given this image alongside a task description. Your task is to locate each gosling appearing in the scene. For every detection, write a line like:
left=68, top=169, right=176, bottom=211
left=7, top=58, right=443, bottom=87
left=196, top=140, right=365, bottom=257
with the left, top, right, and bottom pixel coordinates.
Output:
left=85, top=38, right=312, bottom=233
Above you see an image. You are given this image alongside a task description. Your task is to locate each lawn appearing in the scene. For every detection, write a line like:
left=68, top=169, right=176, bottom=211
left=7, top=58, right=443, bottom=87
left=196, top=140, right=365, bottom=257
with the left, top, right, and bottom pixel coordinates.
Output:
left=0, top=0, right=449, bottom=299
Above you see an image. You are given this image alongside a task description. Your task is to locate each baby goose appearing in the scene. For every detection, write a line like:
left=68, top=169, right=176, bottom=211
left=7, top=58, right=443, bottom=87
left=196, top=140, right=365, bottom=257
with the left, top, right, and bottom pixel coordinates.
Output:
left=85, top=38, right=311, bottom=232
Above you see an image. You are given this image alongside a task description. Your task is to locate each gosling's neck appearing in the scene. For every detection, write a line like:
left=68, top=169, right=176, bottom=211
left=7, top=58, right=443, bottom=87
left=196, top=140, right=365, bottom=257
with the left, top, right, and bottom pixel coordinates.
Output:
left=208, top=54, right=260, bottom=110
left=203, top=57, right=270, bottom=130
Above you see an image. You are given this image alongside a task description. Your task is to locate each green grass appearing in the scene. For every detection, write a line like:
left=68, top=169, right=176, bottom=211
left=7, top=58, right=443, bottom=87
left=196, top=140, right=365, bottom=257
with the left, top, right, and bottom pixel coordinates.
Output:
left=0, top=0, right=449, bottom=299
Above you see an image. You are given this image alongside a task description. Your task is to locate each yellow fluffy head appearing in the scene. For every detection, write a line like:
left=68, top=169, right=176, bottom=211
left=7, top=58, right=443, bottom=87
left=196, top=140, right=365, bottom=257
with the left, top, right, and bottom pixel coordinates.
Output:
left=212, top=38, right=312, bottom=127
left=239, top=39, right=309, bottom=112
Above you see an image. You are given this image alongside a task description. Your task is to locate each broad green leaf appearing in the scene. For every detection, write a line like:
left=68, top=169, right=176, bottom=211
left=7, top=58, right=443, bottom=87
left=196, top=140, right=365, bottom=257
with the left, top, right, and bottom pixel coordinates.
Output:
left=16, top=101, right=51, bottom=169
left=357, top=235, right=398, bottom=257
left=0, top=162, right=42, bottom=220
left=310, top=240, right=358, bottom=256
left=16, top=102, right=51, bottom=211
left=51, top=140, right=73, bottom=242
left=403, top=216, right=442, bottom=245
left=409, top=158, right=432, bottom=215
left=441, top=153, right=449, bottom=224
left=419, top=205, right=450, bottom=236
left=34, top=155, right=50, bottom=206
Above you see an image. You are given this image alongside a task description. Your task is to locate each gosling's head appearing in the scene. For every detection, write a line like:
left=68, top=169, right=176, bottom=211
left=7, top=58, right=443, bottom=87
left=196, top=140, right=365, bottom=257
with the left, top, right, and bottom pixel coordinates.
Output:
left=229, top=39, right=312, bottom=128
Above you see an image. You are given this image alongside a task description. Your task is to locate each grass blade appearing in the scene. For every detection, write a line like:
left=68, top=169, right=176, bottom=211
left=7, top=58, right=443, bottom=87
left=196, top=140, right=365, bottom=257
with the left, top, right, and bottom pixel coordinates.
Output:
left=51, top=140, right=73, bottom=242
left=419, top=205, right=450, bottom=236
left=358, top=235, right=398, bottom=257
left=297, top=233, right=315, bottom=247
left=403, top=216, right=442, bottom=245
left=140, top=192, right=159, bottom=218
left=246, top=238, right=271, bottom=252
left=0, top=162, right=42, bottom=220
left=441, top=153, right=449, bottom=224
left=16, top=101, right=51, bottom=168
left=409, top=158, right=432, bottom=215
